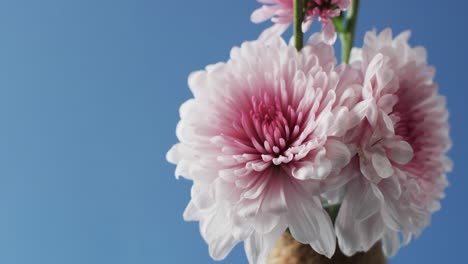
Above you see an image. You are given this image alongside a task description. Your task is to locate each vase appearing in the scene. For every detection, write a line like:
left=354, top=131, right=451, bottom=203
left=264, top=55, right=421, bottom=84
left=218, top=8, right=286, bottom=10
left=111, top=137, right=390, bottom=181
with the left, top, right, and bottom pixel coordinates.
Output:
left=267, top=231, right=387, bottom=264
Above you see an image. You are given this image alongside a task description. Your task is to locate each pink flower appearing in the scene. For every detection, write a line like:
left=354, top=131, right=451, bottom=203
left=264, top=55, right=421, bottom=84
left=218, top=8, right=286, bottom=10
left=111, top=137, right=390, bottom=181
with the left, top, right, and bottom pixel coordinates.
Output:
left=251, top=0, right=350, bottom=44
left=335, top=29, right=452, bottom=256
left=167, top=35, right=357, bottom=263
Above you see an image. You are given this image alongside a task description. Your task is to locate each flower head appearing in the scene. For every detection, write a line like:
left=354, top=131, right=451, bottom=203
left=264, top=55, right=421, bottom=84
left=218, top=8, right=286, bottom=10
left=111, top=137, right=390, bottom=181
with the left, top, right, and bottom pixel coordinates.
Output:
left=167, top=35, right=357, bottom=263
left=335, top=29, right=452, bottom=257
left=251, top=0, right=350, bottom=44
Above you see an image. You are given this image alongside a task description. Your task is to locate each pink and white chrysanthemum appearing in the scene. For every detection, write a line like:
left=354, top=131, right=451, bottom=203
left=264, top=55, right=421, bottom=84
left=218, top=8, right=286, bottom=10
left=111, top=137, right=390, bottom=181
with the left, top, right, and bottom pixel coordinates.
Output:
left=167, top=35, right=358, bottom=263
left=335, top=29, right=452, bottom=257
left=251, top=0, right=350, bottom=44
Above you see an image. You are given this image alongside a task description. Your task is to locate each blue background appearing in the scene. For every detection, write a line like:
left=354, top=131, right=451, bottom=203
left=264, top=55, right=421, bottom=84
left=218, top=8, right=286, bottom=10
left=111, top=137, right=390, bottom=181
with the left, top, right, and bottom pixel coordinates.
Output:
left=0, top=0, right=465, bottom=263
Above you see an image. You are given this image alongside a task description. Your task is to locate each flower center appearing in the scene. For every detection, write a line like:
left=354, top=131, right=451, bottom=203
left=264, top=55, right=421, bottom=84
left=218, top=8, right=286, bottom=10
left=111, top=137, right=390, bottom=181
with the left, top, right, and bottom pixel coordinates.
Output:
left=307, top=0, right=339, bottom=11
left=245, top=93, right=304, bottom=158
left=392, top=101, right=417, bottom=150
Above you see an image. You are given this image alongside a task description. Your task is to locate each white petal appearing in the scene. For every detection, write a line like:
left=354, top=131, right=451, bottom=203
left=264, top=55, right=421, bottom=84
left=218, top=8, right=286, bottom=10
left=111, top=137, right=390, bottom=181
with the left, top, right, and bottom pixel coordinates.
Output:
left=201, top=210, right=239, bottom=260
left=166, top=144, right=181, bottom=164
left=286, top=193, right=335, bottom=257
left=250, top=6, right=274, bottom=23
left=208, top=234, right=238, bottom=261
left=380, top=200, right=403, bottom=232
left=377, top=94, right=397, bottom=113
left=379, top=111, right=395, bottom=135
left=243, top=173, right=270, bottom=199
left=360, top=153, right=378, bottom=181
left=189, top=163, right=220, bottom=183
left=372, top=152, right=394, bottom=178
left=260, top=176, right=288, bottom=214
left=302, top=19, right=313, bottom=33
left=335, top=182, right=362, bottom=256
left=322, top=160, right=359, bottom=191
left=183, top=201, right=201, bottom=221
left=287, top=198, right=319, bottom=244
left=291, top=162, right=315, bottom=180
left=379, top=176, right=401, bottom=200
left=315, top=160, right=332, bottom=180
left=382, top=230, right=400, bottom=257
left=359, top=214, right=385, bottom=253
left=188, top=70, right=210, bottom=99
left=322, top=22, right=337, bottom=45
left=253, top=212, right=280, bottom=234
left=191, top=184, right=214, bottom=210
left=244, top=223, right=286, bottom=264
left=328, top=107, right=352, bottom=137
left=325, top=139, right=352, bottom=170
left=336, top=179, right=385, bottom=256
left=214, top=178, right=241, bottom=202
left=354, top=183, right=381, bottom=221
left=363, top=55, right=383, bottom=98
left=367, top=100, right=378, bottom=127
left=311, top=205, right=337, bottom=258
left=351, top=100, right=369, bottom=121
left=237, top=199, right=262, bottom=219
left=386, top=140, right=414, bottom=165
left=174, top=159, right=190, bottom=180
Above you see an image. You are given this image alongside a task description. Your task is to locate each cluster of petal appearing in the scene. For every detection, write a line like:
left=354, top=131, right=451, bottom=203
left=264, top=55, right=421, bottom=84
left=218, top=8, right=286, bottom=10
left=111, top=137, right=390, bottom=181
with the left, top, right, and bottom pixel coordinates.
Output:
left=167, top=34, right=359, bottom=263
left=251, top=0, right=350, bottom=44
left=167, top=28, right=452, bottom=263
left=334, top=29, right=452, bottom=257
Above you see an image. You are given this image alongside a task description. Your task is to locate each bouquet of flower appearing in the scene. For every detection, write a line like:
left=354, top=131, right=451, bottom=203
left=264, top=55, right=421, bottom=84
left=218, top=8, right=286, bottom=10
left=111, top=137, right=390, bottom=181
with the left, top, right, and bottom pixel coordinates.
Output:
left=167, top=1, right=452, bottom=263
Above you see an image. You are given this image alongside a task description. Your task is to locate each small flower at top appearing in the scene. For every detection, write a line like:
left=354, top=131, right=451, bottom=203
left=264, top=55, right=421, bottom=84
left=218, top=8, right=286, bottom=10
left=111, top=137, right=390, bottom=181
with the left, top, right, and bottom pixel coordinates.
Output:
left=251, top=0, right=350, bottom=44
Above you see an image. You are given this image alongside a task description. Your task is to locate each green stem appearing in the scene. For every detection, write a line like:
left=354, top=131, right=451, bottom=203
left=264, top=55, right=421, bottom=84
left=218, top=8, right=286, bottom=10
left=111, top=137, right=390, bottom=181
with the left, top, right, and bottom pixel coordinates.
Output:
left=293, top=0, right=304, bottom=51
left=339, top=0, right=360, bottom=63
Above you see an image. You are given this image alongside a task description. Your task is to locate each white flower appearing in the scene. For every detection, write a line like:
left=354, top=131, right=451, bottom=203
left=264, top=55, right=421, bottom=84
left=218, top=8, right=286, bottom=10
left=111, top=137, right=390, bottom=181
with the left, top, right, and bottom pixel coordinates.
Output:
left=167, top=35, right=358, bottom=263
